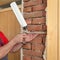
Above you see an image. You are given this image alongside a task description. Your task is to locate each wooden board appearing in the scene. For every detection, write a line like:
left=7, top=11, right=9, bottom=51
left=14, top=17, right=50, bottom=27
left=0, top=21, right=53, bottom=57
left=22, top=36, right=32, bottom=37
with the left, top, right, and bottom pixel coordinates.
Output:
left=47, top=0, right=59, bottom=60
left=0, top=7, right=21, bottom=60
left=58, top=0, right=60, bottom=60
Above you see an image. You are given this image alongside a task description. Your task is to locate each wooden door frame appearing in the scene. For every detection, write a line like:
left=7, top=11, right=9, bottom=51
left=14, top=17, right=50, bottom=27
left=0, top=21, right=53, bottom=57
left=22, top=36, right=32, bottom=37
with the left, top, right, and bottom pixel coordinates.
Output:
left=59, top=0, right=60, bottom=60
left=47, top=0, right=59, bottom=60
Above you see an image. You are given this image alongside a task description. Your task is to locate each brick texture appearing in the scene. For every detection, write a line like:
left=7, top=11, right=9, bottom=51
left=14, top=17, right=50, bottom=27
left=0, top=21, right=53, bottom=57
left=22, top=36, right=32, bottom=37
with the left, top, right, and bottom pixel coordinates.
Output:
left=32, top=17, right=46, bottom=24
left=23, top=49, right=43, bottom=57
left=32, top=4, right=46, bottom=11
left=27, top=25, right=43, bottom=31
left=24, top=7, right=32, bottom=12
left=23, top=43, right=32, bottom=50
left=23, top=55, right=31, bottom=60
left=32, top=57, right=44, bottom=60
left=25, top=18, right=32, bottom=24
left=24, top=0, right=42, bottom=7
left=24, top=11, right=46, bottom=18
left=23, top=0, right=47, bottom=60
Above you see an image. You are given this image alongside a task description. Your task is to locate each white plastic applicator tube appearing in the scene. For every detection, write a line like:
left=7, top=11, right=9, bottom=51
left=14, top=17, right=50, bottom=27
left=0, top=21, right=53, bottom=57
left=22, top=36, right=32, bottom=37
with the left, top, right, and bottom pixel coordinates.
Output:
left=10, top=2, right=27, bottom=60
left=10, top=2, right=27, bottom=28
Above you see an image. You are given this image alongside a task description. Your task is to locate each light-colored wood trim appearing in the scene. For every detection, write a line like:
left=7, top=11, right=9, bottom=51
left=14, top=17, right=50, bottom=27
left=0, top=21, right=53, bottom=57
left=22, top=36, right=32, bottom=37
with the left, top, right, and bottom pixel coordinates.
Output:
left=0, top=5, right=22, bottom=12
left=47, top=0, right=59, bottom=60
left=59, top=0, right=60, bottom=60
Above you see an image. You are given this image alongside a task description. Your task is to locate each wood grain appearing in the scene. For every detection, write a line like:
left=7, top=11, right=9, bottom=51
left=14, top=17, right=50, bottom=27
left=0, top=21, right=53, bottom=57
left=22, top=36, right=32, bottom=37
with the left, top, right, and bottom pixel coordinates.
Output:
left=0, top=7, right=21, bottom=60
left=47, top=0, right=58, bottom=60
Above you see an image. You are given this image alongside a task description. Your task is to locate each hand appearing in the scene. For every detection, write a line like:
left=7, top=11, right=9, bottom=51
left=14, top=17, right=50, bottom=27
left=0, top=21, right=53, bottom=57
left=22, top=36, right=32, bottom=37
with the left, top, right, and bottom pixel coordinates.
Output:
left=24, top=33, right=38, bottom=43
left=12, top=33, right=26, bottom=44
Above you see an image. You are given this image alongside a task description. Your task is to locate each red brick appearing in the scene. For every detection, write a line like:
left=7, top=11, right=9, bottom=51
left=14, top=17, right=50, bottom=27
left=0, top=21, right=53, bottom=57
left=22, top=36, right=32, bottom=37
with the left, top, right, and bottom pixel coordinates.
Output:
left=43, top=0, right=47, bottom=4
left=32, top=4, right=46, bottom=11
left=37, top=34, right=46, bottom=38
left=25, top=18, right=32, bottom=24
left=23, top=55, right=31, bottom=60
left=23, top=43, right=32, bottom=50
left=27, top=25, right=42, bottom=31
left=24, top=11, right=46, bottom=18
left=42, top=0, right=47, bottom=7
left=32, top=57, right=44, bottom=60
left=42, top=37, right=46, bottom=44
left=32, top=17, right=46, bottom=24
left=32, top=44, right=45, bottom=52
left=24, top=0, right=42, bottom=7
left=31, top=35, right=43, bottom=44
left=42, top=24, right=47, bottom=31
left=24, top=7, right=32, bottom=12
left=23, top=49, right=43, bottom=57
left=23, top=0, right=47, bottom=59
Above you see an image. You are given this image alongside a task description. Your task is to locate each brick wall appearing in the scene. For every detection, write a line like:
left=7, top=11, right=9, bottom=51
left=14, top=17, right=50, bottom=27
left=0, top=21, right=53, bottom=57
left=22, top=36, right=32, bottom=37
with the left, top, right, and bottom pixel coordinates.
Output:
left=23, top=0, right=47, bottom=60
